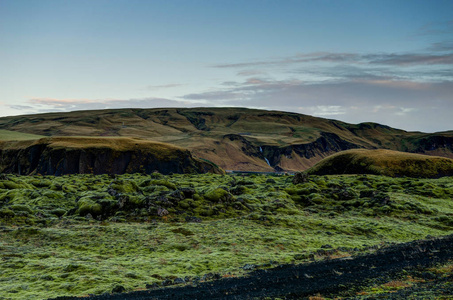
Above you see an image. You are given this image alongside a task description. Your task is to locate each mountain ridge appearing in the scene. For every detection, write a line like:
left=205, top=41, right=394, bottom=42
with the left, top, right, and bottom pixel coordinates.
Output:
left=0, top=107, right=452, bottom=172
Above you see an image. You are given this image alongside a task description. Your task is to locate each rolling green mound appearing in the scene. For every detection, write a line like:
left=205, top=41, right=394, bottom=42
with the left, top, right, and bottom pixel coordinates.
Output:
left=0, top=107, right=452, bottom=172
left=306, top=149, right=453, bottom=178
left=0, top=137, right=223, bottom=175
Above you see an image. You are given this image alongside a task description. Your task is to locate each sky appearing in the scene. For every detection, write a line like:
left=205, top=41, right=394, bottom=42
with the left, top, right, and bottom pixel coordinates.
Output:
left=1, top=0, right=452, bottom=133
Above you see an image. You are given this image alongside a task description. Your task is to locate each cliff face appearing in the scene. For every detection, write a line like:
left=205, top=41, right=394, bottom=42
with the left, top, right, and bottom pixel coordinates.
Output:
left=0, top=138, right=222, bottom=175
left=222, top=132, right=361, bottom=172
left=410, top=135, right=453, bottom=158
left=261, top=132, right=361, bottom=169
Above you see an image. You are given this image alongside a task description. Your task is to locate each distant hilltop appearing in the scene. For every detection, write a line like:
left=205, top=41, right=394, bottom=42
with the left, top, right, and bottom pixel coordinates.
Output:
left=0, top=107, right=452, bottom=173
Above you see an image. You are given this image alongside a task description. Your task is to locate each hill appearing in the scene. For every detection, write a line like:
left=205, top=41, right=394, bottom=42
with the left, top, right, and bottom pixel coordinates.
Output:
left=0, top=107, right=452, bottom=172
left=306, top=149, right=453, bottom=178
left=0, top=137, right=222, bottom=175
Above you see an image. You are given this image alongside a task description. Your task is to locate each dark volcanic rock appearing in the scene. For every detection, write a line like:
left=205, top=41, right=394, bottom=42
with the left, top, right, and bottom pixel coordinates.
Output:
left=292, top=172, right=309, bottom=184
left=179, top=188, right=196, bottom=199
left=111, top=285, right=126, bottom=294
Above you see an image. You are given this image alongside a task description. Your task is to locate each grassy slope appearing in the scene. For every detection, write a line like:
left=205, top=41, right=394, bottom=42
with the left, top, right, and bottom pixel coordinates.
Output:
left=0, top=173, right=452, bottom=299
left=307, top=149, right=453, bottom=178
left=2, top=107, right=450, bottom=171
left=0, top=129, right=44, bottom=141
left=0, top=136, right=184, bottom=153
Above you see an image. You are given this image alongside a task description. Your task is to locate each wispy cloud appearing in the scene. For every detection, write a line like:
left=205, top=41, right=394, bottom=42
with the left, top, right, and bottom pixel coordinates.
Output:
left=237, top=70, right=267, bottom=76
left=145, top=83, right=185, bottom=90
left=28, top=97, right=200, bottom=112
left=183, top=90, right=246, bottom=101
left=367, top=53, right=453, bottom=66
left=395, top=107, right=417, bottom=116
left=213, top=52, right=361, bottom=68
left=415, top=20, right=453, bottom=36
left=30, top=98, right=96, bottom=107
left=214, top=51, right=453, bottom=69
left=10, top=105, right=34, bottom=110
left=310, top=105, right=346, bottom=116
left=428, top=41, right=453, bottom=52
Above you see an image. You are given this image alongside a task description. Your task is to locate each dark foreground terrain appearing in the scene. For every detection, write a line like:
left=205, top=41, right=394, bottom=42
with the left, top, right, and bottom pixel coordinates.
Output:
left=52, top=234, right=453, bottom=300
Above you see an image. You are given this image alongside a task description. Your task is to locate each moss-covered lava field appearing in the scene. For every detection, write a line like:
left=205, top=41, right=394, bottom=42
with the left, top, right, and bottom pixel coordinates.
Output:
left=0, top=173, right=452, bottom=299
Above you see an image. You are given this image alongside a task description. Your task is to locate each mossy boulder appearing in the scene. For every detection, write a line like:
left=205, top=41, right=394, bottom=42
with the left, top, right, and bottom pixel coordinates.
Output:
left=110, top=180, right=139, bottom=193
left=77, top=198, right=103, bottom=217
left=141, top=179, right=177, bottom=190
left=204, top=188, right=233, bottom=203
left=76, top=192, right=117, bottom=218
left=331, top=187, right=359, bottom=200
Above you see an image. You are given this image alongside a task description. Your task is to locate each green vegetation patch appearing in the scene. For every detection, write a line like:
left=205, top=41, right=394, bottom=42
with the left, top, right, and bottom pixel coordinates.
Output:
left=0, top=129, right=44, bottom=141
left=0, top=173, right=452, bottom=299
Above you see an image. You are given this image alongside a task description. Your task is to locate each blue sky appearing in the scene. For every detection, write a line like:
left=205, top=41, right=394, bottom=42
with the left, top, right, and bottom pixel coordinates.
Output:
left=1, top=0, right=452, bottom=132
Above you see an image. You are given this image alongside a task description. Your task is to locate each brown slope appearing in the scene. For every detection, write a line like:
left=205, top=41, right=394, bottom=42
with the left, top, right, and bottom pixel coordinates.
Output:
left=0, top=107, right=451, bottom=172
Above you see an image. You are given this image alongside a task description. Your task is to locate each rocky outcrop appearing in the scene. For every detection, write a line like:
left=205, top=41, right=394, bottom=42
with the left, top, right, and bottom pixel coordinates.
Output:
left=261, top=132, right=361, bottom=169
left=177, top=110, right=214, bottom=131
left=220, top=132, right=361, bottom=172
left=0, top=138, right=223, bottom=175
left=221, top=132, right=361, bottom=171
left=411, top=135, right=453, bottom=153
left=223, top=134, right=262, bottom=157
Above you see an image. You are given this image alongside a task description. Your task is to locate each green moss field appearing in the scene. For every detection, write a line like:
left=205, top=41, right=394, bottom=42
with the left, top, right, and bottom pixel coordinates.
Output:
left=0, top=173, right=452, bottom=299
